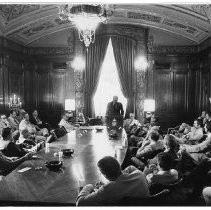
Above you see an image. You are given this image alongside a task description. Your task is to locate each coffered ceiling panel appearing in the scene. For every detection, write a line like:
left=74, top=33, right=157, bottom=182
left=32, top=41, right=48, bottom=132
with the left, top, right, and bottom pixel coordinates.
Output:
left=0, top=4, right=210, bottom=46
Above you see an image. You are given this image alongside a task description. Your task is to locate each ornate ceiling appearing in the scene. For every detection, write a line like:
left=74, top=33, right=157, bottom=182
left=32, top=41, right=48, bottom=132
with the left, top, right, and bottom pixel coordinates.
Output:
left=0, top=4, right=211, bottom=46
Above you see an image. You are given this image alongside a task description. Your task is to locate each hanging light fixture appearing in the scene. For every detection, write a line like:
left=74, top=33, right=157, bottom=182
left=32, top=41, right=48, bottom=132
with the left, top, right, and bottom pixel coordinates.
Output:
left=59, top=4, right=112, bottom=49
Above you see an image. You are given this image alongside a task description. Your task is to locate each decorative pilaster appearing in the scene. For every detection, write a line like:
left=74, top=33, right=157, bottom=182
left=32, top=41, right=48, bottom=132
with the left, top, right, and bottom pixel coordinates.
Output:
left=74, top=36, right=85, bottom=116
left=135, top=40, right=147, bottom=123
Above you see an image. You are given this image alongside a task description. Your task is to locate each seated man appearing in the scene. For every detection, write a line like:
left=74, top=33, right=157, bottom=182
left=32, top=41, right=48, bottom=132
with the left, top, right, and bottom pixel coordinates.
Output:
left=123, top=113, right=140, bottom=135
left=180, top=121, right=211, bottom=162
left=30, top=110, right=47, bottom=130
left=168, top=123, right=191, bottom=137
left=173, top=119, right=203, bottom=145
left=76, top=112, right=86, bottom=126
left=8, top=110, right=19, bottom=131
left=138, top=126, right=163, bottom=147
left=198, top=110, right=207, bottom=126
left=19, top=112, right=47, bottom=143
left=144, top=134, right=180, bottom=176
left=136, top=131, right=164, bottom=159
left=205, top=112, right=211, bottom=125
left=146, top=152, right=178, bottom=186
left=149, top=115, right=159, bottom=128
left=203, top=187, right=211, bottom=206
left=0, top=114, right=11, bottom=135
left=76, top=156, right=149, bottom=206
left=17, top=108, right=26, bottom=122
left=0, top=127, right=26, bottom=157
left=0, top=151, right=33, bottom=176
left=58, top=111, right=74, bottom=132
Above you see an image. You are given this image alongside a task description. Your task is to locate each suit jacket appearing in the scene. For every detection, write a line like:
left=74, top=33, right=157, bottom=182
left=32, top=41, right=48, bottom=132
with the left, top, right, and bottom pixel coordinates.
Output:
left=106, top=101, right=124, bottom=116
left=76, top=166, right=150, bottom=206
left=8, top=116, right=19, bottom=130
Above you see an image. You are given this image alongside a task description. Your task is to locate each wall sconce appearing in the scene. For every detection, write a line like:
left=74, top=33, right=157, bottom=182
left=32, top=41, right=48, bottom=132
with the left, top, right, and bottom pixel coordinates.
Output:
left=134, top=56, right=148, bottom=71
left=144, top=99, right=155, bottom=112
left=71, top=56, right=85, bottom=71
left=209, top=97, right=211, bottom=103
left=65, top=99, right=75, bottom=111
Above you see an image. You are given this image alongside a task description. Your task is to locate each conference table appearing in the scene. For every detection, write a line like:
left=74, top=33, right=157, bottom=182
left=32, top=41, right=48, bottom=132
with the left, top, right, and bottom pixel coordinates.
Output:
left=0, top=126, right=128, bottom=205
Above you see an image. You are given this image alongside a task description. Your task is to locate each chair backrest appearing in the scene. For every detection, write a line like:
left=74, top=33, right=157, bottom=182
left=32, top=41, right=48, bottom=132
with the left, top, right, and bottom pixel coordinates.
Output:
left=88, top=118, right=103, bottom=126
left=119, top=189, right=170, bottom=206
left=142, top=148, right=164, bottom=161
left=52, top=127, right=67, bottom=139
left=150, top=178, right=183, bottom=195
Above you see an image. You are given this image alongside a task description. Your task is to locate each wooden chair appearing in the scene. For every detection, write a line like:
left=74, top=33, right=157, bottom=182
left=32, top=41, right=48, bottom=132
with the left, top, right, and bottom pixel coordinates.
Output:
left=88, top=118, right=103, bottom=126
left=149, top=177, right=184, bottom=195
left=52, top=126, right=67, bottom=139
left=118, top=189, right=170, bottom=206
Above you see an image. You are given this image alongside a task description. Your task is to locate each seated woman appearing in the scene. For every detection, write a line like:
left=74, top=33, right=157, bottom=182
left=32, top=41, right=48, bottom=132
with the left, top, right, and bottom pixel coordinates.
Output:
left=0, top=127, right=26, bottom=157
left=146, top=152, right=179, bottom=186
left=0, top=151, right=33, bottom=176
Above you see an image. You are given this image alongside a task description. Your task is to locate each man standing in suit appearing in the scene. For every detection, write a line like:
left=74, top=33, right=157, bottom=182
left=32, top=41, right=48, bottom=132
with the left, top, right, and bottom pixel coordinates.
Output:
left=106, top=96, right=124, bottom=116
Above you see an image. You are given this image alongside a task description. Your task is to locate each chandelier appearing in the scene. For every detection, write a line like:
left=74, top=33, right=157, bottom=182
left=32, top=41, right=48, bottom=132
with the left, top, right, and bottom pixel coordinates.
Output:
left=59, top=4, right=111, bottom=49
left=9, top=94, right=22, bottom=110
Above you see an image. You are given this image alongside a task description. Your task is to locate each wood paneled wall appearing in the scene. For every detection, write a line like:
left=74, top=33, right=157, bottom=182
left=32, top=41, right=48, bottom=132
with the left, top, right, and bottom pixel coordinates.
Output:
left=0, top=40, right=75, bottom=127
left=1, top=36, right=211, bottom=130
left=146, top=55, right=195, bottom=130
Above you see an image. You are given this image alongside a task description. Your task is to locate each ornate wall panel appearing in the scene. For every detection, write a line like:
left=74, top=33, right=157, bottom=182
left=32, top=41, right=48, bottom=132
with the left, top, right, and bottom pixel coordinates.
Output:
left=135, top=40, right=147, bottom=123
left=74, top=36, right=84, bottom=116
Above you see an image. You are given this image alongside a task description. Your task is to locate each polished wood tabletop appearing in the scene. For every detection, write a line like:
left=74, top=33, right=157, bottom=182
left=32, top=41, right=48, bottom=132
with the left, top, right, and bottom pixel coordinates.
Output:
left=0, top=126, right=127, bottom=204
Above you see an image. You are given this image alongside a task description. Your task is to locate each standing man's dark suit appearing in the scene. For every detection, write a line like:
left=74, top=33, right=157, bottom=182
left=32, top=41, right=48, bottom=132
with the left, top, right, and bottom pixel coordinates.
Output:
left=106, top=101, right=124, bottom=116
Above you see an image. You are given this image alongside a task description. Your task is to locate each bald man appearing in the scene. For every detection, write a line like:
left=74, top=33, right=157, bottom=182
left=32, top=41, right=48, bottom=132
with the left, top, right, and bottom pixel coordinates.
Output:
left=106, top=96, right=124, bottom=116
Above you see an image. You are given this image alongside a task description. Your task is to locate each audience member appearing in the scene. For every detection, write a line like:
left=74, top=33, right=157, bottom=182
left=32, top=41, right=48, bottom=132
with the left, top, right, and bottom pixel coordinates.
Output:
left=123, top=113, right=140, bottom=135
left=146, top=152, right=178, bottom=185
left=30, top=110, right=49, bottom=135
left=168, top=123, right=191, bottom=137
left=173, top=119, right=203, bottom=145
left=0, top=151, right=33, bottom=176
left=31, top=110, right=44, bottom=129
left=0, top=127, right=26, bottom=157
left=8, top=110, right=19, bottom=131
left=19, top=112, right=46, bottom=143
left=149, top=115, right=159, bottom=127
left=58, top=111, right=74, bottom=132
left=76, top=156, right=149, bottom=206
left=76, top=112, right=86, bottom=126
left=143, top=134, right=179, bottom=175
left=203, top=187, right=211, bottom=205
left=205, top=112, right=211, bottom=126
left=17, top=109, right=26, bottom=122
left=136, top=131, right=164, bottom=159
left=198, top=110, right=207, bottom=126
left=180, top=121, right=211, bottom=162
left=0, top=114, right=11, bottom=135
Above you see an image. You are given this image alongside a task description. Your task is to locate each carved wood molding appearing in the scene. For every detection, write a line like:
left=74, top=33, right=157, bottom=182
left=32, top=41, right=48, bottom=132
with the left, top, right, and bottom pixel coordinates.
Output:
left=148, top=45, right=198, bottom=54
left=96, top=24, right=147, bottom=41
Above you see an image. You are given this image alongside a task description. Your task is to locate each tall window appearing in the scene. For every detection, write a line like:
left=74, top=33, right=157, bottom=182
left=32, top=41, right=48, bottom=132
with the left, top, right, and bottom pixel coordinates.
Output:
left=93, top=39, right=127, bottom=117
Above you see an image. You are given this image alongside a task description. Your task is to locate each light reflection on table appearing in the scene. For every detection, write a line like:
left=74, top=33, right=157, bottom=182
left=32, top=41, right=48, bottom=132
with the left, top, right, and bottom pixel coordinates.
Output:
left=0, top=126, right=127, bottom=204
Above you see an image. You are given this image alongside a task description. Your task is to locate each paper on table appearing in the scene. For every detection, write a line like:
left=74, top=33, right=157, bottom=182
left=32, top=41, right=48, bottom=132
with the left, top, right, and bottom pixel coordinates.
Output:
left=17, top=167, right=32, bottom=173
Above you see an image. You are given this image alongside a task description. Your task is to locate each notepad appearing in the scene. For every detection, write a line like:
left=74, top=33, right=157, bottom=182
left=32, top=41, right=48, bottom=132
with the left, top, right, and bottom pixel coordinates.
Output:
left=17, top=167, right=31, bottom=173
